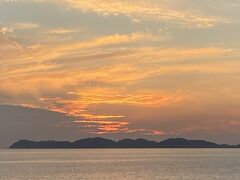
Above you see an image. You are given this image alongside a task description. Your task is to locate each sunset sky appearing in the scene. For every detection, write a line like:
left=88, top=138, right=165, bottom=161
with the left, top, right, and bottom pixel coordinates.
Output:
left=1, top=0, right=240, bottom=147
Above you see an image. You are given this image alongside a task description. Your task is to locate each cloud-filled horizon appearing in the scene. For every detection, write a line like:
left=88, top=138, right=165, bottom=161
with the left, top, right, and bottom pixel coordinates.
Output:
left=0, top=0, right=240, bottom=146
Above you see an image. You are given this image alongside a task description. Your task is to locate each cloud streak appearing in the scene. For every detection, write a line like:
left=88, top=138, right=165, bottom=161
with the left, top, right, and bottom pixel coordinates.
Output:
left=3, top=0, right=225, bottom=28
left=61, top=0, right=223, bottom=28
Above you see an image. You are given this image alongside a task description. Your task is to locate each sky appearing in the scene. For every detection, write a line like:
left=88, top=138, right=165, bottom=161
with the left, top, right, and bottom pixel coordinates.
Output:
left=0, top=0, right=240, bottom=147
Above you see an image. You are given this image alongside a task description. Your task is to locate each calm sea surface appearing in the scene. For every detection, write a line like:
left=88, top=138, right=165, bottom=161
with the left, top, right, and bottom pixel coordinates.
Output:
left=0, top=149, right=239, bottom=180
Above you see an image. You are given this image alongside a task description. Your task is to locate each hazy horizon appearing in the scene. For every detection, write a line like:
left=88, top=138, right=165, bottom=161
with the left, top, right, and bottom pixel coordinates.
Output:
left=1, top=0, right=240, bottom=147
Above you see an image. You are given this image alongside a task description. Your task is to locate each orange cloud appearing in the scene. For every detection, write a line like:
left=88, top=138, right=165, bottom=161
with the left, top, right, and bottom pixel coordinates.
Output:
left=68, top=91, right=182, bottom=106
left=73, top=119, right=170, bottom=135
left=35, top=88, right=182, bottom=135
left=1, top=27, right=239, bottom=137
left=61, top=0, right=223, bottom=28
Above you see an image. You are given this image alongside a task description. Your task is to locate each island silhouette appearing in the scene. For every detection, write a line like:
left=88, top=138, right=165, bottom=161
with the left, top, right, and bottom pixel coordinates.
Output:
left=9, top=137, right=240, bottom=149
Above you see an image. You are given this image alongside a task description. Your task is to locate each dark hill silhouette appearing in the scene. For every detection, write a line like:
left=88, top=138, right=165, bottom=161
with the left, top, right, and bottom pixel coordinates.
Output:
left=73, top=137, right=116, bottom=148
left=10, top=140, right=72, bottom=149
left=158, top=138, right=220, bottom=148
left=9, top=137, right=239, bottom=149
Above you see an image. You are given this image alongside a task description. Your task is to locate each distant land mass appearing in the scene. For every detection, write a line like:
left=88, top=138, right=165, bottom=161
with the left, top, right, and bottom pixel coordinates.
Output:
left=9, top=137, right=240, bottom=149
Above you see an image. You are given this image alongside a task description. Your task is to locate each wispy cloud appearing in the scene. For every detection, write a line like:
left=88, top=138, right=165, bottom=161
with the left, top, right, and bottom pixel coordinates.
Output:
left=13, top=22, right=40, bottom=30
left=0, top=26, right=13, bottom=34
left=44, top=28, right=84, bottom=35
left=0, top=29, right=21, bottom=50
left=4, top=0, right=225, bottom=28
left=60, top=0, right=223, bottom=28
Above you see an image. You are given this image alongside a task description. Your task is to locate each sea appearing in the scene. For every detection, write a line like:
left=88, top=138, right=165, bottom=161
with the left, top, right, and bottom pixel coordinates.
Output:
left=0, top=149, right=239, bottom=180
